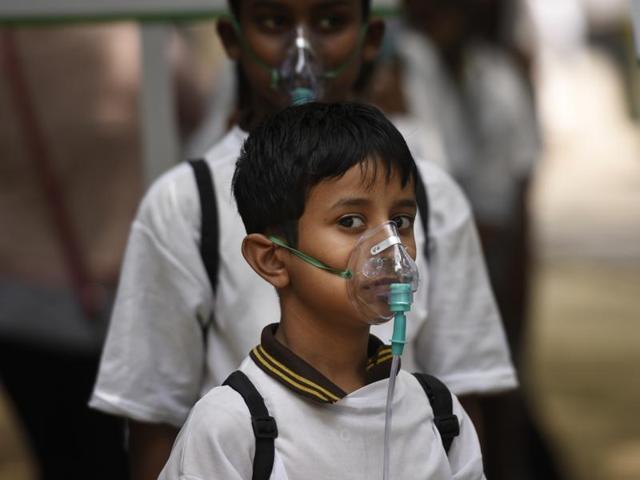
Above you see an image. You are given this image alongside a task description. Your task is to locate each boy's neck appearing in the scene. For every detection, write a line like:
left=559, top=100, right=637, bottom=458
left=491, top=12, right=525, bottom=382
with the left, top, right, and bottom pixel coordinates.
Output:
left=238, top=96, right=280, bottom=132
left=238, top=94, right=359, bottom=132
left=238, top=109, right=262, bottom=132
left=275, top=307, right=371, bottom=394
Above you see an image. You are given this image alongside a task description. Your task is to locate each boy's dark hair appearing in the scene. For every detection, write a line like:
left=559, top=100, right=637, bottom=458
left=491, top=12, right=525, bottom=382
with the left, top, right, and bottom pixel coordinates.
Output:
left=232, top=102, right=418, bottom=246
left=228, top=0, right=371, bottom=20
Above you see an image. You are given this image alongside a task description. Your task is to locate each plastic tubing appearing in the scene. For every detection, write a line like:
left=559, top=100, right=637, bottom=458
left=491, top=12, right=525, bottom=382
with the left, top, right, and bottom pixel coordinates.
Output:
left=383, top=284, right=413, bottom=480
left=383, top=354, right=401, bottom=480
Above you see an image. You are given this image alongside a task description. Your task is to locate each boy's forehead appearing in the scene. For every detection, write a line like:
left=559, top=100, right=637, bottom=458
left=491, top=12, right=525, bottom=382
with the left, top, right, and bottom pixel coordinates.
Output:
left=309, top=160, right=415, bottom=203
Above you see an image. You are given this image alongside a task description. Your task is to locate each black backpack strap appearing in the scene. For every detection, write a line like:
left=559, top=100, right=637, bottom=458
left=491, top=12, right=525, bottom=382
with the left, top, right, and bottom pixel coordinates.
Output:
left=413, top=372, right=460, bottom=454
left=414, top=169, right=430, bottom=261
left=223, top=371, right=278, bottom=480
left=188, top=159, right=219, bottom=294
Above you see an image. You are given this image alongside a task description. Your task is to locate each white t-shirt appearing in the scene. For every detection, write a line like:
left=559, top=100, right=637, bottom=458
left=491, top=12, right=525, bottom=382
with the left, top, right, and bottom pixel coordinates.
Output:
left=159, top=355, right=485, bottom=480
left=90, top=126, right=516, bottom=427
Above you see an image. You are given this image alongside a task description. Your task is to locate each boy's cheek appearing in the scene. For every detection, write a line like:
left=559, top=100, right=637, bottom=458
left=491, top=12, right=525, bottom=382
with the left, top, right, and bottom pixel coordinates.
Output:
left=243, top=31, right=287, bottom=65
left=289, top=275, right=352, bottom=322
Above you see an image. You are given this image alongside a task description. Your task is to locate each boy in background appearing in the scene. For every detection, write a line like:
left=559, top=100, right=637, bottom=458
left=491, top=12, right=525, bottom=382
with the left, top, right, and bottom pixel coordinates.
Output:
left=90, top=1, right=516, bottom=478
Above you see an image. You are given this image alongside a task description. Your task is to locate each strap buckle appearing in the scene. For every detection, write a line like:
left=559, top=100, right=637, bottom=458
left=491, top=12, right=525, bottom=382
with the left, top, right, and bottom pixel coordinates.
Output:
left=252, top=415, right=278, bottom=439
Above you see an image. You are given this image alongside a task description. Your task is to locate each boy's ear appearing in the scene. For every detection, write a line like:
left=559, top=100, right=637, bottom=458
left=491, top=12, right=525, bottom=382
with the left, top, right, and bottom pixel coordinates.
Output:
left=217, top=18, right=242, bottom=61
left=362, top=18, right=386, bottom=63
left=241, top=234, right=290, bottom=289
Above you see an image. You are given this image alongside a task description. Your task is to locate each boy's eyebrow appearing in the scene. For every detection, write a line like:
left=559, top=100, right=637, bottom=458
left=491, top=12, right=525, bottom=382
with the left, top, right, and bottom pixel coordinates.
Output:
left=250, top=0, right=351, bottom=13
left=328, top=197, right=417, bottom=211
left=328, top=197, right=371, bottom=210
left=249, top=0, right=290, bottom=11
left=393, top=198, right=418, bottom=210
left=312, top=0, right=352, bottom=9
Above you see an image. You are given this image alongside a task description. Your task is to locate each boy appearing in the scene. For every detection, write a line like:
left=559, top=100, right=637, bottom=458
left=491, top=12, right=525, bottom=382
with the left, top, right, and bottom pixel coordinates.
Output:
left=159, top=102, right=485, bottom=480
left=91, top=0, right=515, bottom=477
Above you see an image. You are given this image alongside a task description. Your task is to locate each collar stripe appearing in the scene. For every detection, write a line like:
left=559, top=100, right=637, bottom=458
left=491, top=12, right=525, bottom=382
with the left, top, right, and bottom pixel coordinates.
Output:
left=367, top=347, right=393, bottom=368
left=257, top=345, right=341, bottom=402
left=251, top=347, right=335, bottom=403
left=373, top=352, right=394, bottom=366
left=256, top=346, right=341, bottom=402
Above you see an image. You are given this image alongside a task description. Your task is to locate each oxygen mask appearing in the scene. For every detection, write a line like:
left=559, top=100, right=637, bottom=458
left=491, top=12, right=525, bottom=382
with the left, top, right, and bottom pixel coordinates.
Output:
left=231, top=16, right=368, bottom=106
left=277, top=26, right=324, bottom=105
left=270, top=221, right=419, bottom=325
left=346, top=221, right=419, bottom=324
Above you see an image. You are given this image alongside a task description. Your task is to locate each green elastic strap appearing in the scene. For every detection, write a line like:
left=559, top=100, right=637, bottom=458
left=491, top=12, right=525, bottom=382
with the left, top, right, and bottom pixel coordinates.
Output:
left=229, top=15, right=280, bottom=88
left=321, top=25, right=369, bottom=80
left=269, top=236, right=352, bottom=279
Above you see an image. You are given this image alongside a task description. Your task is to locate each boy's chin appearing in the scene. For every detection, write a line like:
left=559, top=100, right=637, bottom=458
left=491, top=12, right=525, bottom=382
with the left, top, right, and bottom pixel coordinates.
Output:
left=358, top=308, right=394, bottom=326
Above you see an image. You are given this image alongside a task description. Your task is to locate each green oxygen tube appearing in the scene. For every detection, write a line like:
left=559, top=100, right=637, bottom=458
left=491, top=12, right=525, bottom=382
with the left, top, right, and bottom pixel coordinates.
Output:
left=383, top=283, right=413, bottom=480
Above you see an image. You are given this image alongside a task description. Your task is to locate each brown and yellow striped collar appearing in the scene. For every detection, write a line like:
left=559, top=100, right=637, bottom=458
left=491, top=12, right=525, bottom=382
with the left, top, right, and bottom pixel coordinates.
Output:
left=250, top=324, right=396, bottom=404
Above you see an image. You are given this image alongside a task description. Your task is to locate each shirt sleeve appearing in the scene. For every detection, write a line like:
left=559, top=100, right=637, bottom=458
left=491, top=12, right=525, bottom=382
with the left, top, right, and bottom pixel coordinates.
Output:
left=90, top=164, right=212, bottom=426
left=413, top=161, right=518, bottom=395
left=448, top=393, right=486, bottom=480
left=158, top=387, right=254, bottom=480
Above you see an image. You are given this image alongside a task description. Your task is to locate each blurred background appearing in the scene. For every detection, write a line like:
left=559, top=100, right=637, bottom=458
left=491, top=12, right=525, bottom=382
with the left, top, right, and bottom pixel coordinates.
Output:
left=0, top=0, right=638, bottom=479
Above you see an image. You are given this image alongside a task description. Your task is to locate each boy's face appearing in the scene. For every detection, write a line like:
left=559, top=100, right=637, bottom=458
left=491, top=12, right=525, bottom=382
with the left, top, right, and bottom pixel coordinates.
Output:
left=284, top=159, right=417, bottom=330
left=219, top=0, right=383, bottom=111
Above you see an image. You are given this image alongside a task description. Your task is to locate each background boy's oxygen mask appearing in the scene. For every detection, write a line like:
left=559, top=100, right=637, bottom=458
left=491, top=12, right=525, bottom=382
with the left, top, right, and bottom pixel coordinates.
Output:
left=346, top=221, right=419, bottom=325
left=231, top=15, right=368, bottom=105
left=277, top=26, right=324, bottom=105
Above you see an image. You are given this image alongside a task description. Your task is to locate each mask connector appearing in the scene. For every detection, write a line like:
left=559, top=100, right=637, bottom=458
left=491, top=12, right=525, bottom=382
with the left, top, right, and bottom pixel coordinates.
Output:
left=290, top=87, right=316, bottom=105
left=389, top=283, right=413, bottom=356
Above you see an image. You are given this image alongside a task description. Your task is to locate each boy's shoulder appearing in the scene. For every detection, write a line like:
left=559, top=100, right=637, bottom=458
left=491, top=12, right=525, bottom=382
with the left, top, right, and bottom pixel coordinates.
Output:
left=189, top=380, right=253, bottom=433
left=178, top=362, right=260, bottom=454
left=160, top=367, right=257, bottom=479
left=194, top=357, right=270, bottom=416
left=412, top=156, right=472, bottom=229
left=414, top=156, right=468, bottom=205
left=202, top=125, right=248, bottom=169
left=136, top=126, right=248, bottom=225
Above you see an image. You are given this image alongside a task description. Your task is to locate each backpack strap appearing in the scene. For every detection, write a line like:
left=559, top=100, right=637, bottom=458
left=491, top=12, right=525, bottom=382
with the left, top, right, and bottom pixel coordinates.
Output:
left=412, top=373, right=460, bottom=454
left=223, top=371, right=278, bottom=480
left=414, top=169, right=430, bottom=261
left=188, top=159, right=220, bottom=294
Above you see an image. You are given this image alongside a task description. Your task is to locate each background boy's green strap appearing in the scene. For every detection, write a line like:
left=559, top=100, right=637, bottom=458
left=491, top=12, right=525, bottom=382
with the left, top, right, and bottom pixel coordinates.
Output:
left=322, top=25, right=369, bottom=80
left=227, top=15, right=280, bottom=87
left=269, top=236, right=352, bottom=279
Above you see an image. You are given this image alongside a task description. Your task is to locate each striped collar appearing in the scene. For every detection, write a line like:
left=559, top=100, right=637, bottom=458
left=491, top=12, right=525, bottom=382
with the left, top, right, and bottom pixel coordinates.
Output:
left=250, top=324, right=396, bottom=404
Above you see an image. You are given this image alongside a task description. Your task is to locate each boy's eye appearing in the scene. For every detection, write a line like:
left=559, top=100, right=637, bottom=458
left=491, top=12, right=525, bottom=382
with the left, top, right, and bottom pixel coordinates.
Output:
left=315, top=15, right=348, bottom=33
left=255, top=15, right=291, bottom=33
left=338, top=215, right=365, bottom=229
left=392, top=215, right=414, bottom=231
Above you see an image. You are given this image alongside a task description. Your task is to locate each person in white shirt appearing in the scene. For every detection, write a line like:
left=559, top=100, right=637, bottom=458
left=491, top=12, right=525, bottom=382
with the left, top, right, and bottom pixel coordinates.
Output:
left=160, top=102, right=485, bottom=480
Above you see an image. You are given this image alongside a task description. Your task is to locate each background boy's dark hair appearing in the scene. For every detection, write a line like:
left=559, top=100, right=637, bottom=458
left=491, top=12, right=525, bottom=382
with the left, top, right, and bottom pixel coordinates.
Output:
left=232, top=102, right=417, bottom=246
left=228, top=0, right=372, bottom=19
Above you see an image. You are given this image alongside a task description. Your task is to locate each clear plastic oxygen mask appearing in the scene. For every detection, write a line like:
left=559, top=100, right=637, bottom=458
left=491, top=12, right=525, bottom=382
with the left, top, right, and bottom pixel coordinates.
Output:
left=346, top=221, right=419, bottom=324
left=277, top=26, right=324, bottom=105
